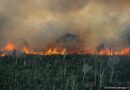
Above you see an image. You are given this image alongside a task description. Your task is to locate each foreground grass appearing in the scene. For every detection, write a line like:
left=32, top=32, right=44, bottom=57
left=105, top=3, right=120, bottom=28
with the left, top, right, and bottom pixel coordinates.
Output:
left=0, top=55, right=130, bottom=90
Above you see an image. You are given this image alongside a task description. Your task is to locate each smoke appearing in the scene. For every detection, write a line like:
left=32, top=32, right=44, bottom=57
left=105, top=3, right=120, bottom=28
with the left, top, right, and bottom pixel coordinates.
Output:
left=44, top=0, right=88, bottom=13
left=0, top=0, right=130, bottom=50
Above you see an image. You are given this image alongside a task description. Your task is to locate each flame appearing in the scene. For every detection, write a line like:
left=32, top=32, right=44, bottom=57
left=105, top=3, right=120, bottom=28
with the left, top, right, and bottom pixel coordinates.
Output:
left=22, top=47, right=31, bottom=54
left=0, top=42, right=130, bottom=56
left=4, top=42, right=16, bottom=51
left=0, top=42, right=66, bottom=56
left=84, top=48, right=130, bottom=56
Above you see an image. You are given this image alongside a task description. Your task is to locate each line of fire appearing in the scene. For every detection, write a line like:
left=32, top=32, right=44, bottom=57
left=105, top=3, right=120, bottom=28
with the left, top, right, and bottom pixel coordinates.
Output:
left=0, top=41, right=130, bottom=57
left=0, top=33, right=130, bottom=57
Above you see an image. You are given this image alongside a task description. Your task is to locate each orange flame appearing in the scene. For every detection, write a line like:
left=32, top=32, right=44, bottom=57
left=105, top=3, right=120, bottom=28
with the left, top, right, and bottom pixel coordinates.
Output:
left=22, top=47, right=31, bottom=54
left=0, top=42, right=130, bottom=56
left=0, top=42, right=66, bottom=56
left=4, top=42, right=16, bottom=51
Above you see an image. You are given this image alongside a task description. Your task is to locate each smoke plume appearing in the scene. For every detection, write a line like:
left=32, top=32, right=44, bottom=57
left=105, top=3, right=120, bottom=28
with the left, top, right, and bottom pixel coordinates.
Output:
left=0, top=0, right=130, bottom=50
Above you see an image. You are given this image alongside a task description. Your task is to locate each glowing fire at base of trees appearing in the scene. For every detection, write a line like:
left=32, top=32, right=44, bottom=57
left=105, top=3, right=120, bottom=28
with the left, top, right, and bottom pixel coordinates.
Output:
left=0, top=42, right=130, bottom=57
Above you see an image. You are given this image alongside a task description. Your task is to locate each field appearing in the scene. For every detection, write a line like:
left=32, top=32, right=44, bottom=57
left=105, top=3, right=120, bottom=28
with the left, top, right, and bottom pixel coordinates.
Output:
left=0, top=55, right=130, bottom=90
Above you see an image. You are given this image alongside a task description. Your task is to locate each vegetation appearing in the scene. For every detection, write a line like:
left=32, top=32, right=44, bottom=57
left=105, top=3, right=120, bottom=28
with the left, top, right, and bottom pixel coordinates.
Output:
left=0, top=55, right=130, bottom=90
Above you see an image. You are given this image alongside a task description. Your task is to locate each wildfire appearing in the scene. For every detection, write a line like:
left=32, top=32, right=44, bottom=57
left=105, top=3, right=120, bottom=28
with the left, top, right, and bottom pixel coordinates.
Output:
left=3, top=42, right=16, bottom=51
left=0, top=42, right=66, bottom=56
left=0, top=42, right=130, bottom=57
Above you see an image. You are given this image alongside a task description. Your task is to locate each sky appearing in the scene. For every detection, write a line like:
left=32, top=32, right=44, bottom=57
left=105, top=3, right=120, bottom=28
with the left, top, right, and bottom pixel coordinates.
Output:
left=0, top=0, right=130, bottom=49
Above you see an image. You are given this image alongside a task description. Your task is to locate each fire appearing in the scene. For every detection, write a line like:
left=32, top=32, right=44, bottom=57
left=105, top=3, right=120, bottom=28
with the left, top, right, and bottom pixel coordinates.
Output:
left=98, top=49, right=113, bottom=56
left=0, top=42, right=66, bottom=56
left=85, top=48, right=130, bottom=56
left=22, top=47, right=31, bottom=54
left=0, top=42, right=130, bottom=56
left=4, top=42, right=15, bottom=51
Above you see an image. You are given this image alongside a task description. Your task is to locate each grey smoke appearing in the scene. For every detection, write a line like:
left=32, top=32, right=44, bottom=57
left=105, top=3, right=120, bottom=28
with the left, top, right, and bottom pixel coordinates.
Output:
left=0, top=0, right=130, bottom=50
left=45, top=0, right=88, bottom=13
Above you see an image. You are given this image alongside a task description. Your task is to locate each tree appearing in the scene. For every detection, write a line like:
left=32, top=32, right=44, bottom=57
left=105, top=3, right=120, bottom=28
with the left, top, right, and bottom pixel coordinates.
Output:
left=82, top=64, right=92, bottom=84
left=108, top=56, right=120, bottom=83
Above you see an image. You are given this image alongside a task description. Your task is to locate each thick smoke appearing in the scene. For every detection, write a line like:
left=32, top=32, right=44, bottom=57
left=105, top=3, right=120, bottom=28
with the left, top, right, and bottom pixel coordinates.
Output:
left=44, top=0, right=88, bottom=13
left=0, top=0, right=130, bottom=50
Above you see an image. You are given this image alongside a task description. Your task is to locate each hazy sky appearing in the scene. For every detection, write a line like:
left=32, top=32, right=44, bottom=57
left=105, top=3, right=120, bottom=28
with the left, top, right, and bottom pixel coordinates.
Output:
left=0, top=0, right=130, bottom=49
